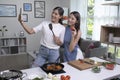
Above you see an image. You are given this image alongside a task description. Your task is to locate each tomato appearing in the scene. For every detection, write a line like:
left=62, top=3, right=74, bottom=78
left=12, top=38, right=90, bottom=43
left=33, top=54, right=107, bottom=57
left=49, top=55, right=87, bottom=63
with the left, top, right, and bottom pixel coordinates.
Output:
left=60, top=75, right=71, bottom=80
left=61, top=75, right=65, bottom=80
left=105, top=64, right=114, bottom=70
left=63, top=16, right=68, bottom=20
left=80, top=60, right=84, bottom=63
left=70, top=27, right=75, bottom=31
left=66, top=75, right=70, bottom=80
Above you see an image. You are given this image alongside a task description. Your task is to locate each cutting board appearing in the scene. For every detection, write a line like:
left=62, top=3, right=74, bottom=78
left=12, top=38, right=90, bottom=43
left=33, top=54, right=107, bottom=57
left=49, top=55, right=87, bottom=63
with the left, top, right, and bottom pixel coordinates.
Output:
left=68, top=58, right=102, bottom=70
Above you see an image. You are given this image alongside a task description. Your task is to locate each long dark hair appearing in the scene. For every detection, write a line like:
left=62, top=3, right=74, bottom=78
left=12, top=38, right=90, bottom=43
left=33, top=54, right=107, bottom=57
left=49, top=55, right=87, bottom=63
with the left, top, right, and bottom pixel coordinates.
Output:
left=70, top=11, right=81, bottom=32
left=53, top=7, right=64, bottom=24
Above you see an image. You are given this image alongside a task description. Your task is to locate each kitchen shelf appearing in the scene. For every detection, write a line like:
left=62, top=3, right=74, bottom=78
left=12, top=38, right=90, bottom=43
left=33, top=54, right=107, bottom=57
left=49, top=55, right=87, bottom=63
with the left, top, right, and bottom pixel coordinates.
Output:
left=101, top=2, right=120, bottom=60
left=0, top=36, right=27, bottom=55
left=102, top=1, right=120, bottom=23
left=102, top=2, right=120, bottom=6
left=100, top=25, right=120, bottom=44
left=100, top=25, right=120, bottom=60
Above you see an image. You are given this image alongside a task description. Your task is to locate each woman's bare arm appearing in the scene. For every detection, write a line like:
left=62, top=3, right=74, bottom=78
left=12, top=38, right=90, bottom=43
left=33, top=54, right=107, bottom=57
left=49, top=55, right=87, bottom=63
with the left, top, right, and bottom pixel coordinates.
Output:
left=69, top=30, right=81, bottom=52
left=18, top=14, right=35, bottom=34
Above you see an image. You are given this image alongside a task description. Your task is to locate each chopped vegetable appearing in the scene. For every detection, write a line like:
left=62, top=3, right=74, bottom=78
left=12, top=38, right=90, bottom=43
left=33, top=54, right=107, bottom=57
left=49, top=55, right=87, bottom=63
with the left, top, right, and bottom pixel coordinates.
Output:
left=32, top=77, right=44, bottom=80
left=60, top=75, right=71, bottom=80
left=92, top=66, right=101, bottom=73
left=47, top=73, right=53, bottom=79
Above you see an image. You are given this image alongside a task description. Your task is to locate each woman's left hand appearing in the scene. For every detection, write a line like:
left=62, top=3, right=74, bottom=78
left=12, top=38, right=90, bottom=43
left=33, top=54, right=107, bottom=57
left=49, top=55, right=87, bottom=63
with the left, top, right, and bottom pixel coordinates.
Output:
left=71, top=29, right=77, bottom=37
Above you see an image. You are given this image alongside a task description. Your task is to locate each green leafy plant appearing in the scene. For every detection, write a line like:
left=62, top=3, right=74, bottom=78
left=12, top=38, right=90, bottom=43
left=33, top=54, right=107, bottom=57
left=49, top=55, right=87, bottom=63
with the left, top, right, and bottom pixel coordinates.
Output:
left=0, top=25, right=8, bottom=36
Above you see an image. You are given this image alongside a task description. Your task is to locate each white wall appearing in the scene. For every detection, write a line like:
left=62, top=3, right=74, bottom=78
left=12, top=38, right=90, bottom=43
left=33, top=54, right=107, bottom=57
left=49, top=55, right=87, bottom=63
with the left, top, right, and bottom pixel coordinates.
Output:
left=0, top=0, right=70, bottom=52
left=70, top=0, right=88, bottom=39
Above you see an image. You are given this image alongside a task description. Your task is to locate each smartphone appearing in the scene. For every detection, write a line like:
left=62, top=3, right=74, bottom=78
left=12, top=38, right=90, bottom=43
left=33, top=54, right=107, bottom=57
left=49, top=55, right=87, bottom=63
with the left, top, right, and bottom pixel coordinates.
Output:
left=19, top=8, right=24, bottom=22
left=20, top=8, right=22, bottom=15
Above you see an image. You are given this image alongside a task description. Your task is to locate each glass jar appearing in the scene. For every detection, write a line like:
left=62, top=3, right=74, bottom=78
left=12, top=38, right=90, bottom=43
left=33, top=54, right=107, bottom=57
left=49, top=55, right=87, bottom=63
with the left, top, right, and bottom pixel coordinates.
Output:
left=19, top=31, right=24, bottom=37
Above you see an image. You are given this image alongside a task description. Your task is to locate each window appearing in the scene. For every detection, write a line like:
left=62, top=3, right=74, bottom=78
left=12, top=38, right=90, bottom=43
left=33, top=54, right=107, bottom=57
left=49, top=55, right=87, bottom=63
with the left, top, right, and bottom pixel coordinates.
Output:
left=87, top=0, right=94, bottom=39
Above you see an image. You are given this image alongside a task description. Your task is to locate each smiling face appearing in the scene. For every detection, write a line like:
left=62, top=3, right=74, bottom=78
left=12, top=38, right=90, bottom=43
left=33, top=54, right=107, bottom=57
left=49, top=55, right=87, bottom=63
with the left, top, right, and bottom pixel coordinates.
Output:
left=51, top=9, right=62, bottom=23
left=68, top=14, right=77, bottom=27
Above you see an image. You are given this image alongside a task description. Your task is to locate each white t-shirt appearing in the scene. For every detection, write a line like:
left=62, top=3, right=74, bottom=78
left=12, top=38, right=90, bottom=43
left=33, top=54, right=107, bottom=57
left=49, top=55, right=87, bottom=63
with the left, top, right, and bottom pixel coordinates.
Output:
left=33, top=21, right=65, bottom=49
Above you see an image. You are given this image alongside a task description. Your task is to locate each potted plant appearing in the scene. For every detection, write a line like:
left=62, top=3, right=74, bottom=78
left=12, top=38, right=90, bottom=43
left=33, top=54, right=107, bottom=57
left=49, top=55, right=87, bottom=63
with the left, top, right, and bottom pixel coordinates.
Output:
left=0, top=25, right=8, bottom=37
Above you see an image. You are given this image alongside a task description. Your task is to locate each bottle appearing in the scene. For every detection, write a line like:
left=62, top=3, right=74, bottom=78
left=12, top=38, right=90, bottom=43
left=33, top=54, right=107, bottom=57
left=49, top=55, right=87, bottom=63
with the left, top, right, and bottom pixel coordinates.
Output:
left=20, top=31, right=24, bottom=37
left=108, top=52, right=112, bottom=59
left=108, top=33, right=113, bottom=42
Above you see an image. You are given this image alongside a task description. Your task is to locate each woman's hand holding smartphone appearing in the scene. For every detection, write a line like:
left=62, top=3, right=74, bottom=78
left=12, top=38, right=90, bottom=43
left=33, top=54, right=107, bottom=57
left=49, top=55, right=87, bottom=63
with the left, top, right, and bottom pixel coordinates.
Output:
left=18, top=8, right=23, bottom=23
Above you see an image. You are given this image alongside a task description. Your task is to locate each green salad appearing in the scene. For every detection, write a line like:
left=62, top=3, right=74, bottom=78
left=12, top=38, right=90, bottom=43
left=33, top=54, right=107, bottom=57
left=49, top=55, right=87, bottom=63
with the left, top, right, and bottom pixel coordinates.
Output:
left=92, top=66, right=101, bottom=73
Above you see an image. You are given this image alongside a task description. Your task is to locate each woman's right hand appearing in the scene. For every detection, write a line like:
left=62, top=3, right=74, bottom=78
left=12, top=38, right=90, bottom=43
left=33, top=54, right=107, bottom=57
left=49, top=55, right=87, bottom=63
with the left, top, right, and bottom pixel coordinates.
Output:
left=53, top=35, right=62, bottom=46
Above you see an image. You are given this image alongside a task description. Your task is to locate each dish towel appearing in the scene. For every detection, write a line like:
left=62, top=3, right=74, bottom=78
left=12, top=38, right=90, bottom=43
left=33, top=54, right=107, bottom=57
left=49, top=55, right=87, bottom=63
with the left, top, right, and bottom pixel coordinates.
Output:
left=76, top=48, right=84, bottom=60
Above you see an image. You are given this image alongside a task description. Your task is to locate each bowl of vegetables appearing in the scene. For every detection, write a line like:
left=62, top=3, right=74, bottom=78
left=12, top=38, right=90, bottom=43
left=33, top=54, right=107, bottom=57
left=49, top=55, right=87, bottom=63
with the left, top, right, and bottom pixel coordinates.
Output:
left=92, top=66, right=101, bottom=73
left=102, top=62, right=116, bottom=70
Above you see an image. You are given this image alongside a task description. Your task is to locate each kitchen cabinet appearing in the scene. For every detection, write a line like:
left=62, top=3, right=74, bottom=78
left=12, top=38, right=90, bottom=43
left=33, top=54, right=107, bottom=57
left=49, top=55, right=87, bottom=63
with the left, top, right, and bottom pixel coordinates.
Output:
left=101, top=2, right=120, bottom=42
left=0, top=36, right=27, bottom=55
left=100, top=2, right=120, bottom=60
left=100, top=25, right=120, bottom=43
left=102, top=2, right=120, bottom=26
left=100, top=25, right=120, bottom=60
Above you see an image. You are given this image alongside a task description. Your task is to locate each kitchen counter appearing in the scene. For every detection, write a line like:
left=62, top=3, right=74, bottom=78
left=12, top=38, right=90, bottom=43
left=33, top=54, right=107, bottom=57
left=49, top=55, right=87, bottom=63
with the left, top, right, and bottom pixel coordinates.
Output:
left=22, top=57, right=120, bottom=80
